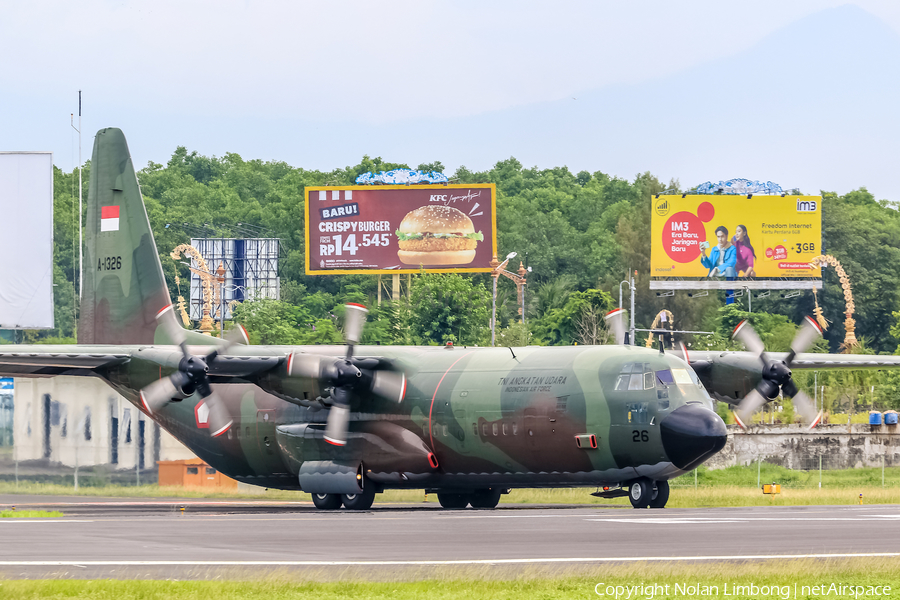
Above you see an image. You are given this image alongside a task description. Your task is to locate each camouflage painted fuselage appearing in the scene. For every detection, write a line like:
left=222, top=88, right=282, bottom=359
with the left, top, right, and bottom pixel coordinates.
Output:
left=98, top=342, right=719, bottom=491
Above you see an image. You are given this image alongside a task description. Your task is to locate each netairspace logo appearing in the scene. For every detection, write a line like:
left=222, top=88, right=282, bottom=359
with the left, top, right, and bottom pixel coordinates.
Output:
left=593, top=582, right=892, bottom=599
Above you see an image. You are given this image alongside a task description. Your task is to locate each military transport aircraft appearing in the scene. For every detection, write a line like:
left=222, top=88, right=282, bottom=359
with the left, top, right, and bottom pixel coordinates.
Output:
left=2, top=128, right=898, bottom=511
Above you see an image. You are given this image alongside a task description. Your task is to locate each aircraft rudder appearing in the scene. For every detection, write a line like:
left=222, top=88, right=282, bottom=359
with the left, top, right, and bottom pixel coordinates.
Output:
left=79, top=128, right=172, bottom=344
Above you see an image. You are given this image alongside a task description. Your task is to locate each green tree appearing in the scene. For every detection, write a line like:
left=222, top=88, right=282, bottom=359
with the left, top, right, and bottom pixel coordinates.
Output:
left=533, top=289, right=614, bottom=345
left=409, top=272, right=490, bottom=345
left=231, top=298, right=307, bottom=345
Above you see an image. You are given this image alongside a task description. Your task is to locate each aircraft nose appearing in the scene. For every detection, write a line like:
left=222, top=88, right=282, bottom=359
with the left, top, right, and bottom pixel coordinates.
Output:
left=660, top=404, right=727, bottom=471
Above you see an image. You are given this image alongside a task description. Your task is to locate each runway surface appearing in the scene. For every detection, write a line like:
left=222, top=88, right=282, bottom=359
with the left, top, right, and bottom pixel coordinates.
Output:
left=1, top=495, right=899, bottom=579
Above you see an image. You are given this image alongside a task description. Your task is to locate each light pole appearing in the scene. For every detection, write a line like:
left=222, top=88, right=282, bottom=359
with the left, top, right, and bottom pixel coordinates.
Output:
left=629, top=270, right=636, bottom=345
left=491, top=252, right=517, bottom=346
left=619, top=279, right=629, bottom=310
left=618, top=271, right=637, bottom=345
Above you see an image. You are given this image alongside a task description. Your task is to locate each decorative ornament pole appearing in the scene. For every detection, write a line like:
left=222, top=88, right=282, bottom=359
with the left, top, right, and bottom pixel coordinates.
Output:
left=808, top=255, right=857, bottom=352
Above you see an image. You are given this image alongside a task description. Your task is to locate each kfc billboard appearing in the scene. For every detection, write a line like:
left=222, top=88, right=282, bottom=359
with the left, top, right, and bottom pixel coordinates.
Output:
left=305, top=185, right=497, bottom=274
left=650, top=195, right=822, bottom=279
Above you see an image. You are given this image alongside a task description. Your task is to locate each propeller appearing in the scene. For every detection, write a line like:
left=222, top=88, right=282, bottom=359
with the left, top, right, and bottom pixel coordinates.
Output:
left=138, top=305, right=240, bottom=438
left=286, top=303, right=407, bottom=447
left=731, top=316, right=823, bottom=430
left=605, top=308, right=627, bottom=345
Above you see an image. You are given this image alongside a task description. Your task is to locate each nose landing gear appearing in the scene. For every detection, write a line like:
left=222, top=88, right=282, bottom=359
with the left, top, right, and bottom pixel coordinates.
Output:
left=628, top=478, right=669, bottom=509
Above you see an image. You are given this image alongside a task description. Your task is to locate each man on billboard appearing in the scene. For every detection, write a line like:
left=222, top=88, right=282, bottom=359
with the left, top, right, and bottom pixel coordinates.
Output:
left=699, top=225, right=736, bottom=278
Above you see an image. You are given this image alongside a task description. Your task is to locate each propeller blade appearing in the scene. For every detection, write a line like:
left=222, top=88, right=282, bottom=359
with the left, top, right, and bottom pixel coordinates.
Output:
left=733, top=389, right=767, bottom=430
left=287, top=353, right=323, bottom=379
left=605, top=308, right=626, bottom=345
left=224, top=323, right=249, bottom=348
left=343, top=303, right=368, bottom=345
left=673, top=341, right=691, bottom=364
left=156, top=304, right=187, bottom=346
left=788, top=316, right=824, bottom=363
left=204, top=391, right=233, bottom=438
left=732, top=319, right=766, bottom=358
left=789, top=389, right=822, bottom=429
left=371, top=370, right=407, bottom=403
left=324, top=386, right=352, bottom=446
left=324, top=405, right=350, bottom=446
left=139, top=372, right=190, bottom=415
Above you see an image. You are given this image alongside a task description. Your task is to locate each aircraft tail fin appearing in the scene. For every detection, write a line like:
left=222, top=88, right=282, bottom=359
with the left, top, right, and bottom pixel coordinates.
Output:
left=78, top=128, right=176, bottom=345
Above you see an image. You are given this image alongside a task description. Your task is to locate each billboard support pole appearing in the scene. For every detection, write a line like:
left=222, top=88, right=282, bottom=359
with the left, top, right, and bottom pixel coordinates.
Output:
left=490, top=255, right=499, bottom=346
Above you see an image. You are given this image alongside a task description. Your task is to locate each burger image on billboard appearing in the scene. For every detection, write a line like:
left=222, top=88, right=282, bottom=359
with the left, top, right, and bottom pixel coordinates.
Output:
left=396, top=205, right=484, bottom=265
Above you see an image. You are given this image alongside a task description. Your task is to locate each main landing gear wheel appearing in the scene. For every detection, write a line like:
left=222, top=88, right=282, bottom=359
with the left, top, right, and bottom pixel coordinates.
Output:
left=311, top=493, right=342, bottom=510
left=437, top=492, right=471, bottom=509
left=649, top=480, right=669, bottom=509
left=469, top=488, right=503, bottom=509
left=628, top=479, right=652, bottom=509
left=342, top=485, right=376, bottom=511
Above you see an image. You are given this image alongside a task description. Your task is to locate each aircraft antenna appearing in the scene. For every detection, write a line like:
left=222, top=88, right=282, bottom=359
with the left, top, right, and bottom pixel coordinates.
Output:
left=69, top=91, right=82, bottom=322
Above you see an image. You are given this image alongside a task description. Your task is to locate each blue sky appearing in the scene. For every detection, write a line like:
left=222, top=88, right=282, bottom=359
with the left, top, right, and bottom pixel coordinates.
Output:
left=4, top=1, right=899, bottom=200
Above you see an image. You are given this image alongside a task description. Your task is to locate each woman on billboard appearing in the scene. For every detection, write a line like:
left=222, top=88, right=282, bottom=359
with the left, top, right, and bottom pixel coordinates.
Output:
left=732, top=224, right=756, bottom=278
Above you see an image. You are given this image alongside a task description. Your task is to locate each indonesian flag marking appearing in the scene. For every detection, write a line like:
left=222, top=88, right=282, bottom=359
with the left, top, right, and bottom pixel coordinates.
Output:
left=195, top=401, right=210, bottom=429
left=101, top=205, right=120, bottom=232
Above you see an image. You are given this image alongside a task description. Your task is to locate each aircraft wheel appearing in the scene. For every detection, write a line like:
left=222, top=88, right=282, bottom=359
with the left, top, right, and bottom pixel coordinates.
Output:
left=311, top=493, right=342, bottom=510
left=649, top=480, right=670, bottom=509
left=469, top=488, right=503, bottom=509
left=628, top=479, right=652, bottom=509
left=437, top=492, right=471, bottom=509
left=341, top=486, right=376, bottom=510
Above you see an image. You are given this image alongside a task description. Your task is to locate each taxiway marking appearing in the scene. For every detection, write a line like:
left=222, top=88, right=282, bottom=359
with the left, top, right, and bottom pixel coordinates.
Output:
left=588, top=516, right=900, bottom=523
left=0, top=553, right=899, bottom=566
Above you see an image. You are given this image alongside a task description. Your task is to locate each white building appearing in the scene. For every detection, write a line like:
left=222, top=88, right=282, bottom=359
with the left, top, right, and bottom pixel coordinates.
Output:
left=0, top=376, right=194, bottom=478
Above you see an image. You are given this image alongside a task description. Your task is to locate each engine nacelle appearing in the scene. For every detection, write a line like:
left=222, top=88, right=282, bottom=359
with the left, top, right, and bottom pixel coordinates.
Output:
left=297, top=460, right=365, bottom=495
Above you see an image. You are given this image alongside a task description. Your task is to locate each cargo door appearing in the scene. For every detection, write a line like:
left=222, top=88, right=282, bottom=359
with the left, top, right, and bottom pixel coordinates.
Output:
left=255, top=409, right=288, bottom=474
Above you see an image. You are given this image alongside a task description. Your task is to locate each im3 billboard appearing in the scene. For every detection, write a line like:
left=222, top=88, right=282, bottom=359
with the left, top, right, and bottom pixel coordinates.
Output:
left=305, top=185, right=497, bottom=275
left=650, top=195, right=822, bottom=279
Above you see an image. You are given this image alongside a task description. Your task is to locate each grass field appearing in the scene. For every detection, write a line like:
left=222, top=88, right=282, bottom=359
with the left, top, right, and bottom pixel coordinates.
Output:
left=0, top=558, right=898, bottom=598
left=0, top=463, right=897, bottom=508
left=0, top=509, right=62, bottom=518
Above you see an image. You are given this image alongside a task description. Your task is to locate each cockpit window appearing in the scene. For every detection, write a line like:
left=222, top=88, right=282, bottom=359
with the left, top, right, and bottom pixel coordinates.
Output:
left=671, top=369, right=694, bottom=385
left=655, top=369, right=675, bottom=386
left=614, top=363, right=655, bottom=391
left=627, top=402, right=650, bottom=424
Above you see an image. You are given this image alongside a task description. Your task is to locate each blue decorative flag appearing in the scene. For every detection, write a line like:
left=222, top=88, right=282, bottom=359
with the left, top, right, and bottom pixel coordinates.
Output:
left=695, top=179, right=784, bottom=195
left=355, top=170, right=449, bottom=185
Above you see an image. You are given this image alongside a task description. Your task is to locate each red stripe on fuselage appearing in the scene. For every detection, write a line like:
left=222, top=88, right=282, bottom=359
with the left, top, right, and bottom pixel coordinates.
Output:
left=428, top=352, right=474, bottom=456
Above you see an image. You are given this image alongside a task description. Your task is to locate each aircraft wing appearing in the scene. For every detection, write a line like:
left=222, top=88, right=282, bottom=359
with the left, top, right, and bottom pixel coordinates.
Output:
left=680, top=349, right=900, bottom=407
left=0, top=346, right=130, bottom=377
left=685, top=350, right=900, bottom=370
left=0, top=345, right=283, bottom=379
left=784, top=353, right=900, bottom=370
